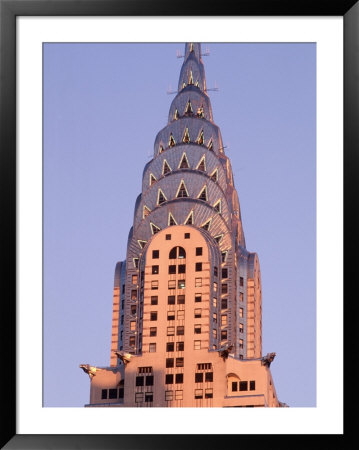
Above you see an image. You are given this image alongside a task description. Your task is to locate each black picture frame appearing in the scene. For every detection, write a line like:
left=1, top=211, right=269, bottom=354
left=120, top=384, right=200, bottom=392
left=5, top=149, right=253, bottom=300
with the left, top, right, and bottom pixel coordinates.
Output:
left=1, top=0, right=356, bottom=448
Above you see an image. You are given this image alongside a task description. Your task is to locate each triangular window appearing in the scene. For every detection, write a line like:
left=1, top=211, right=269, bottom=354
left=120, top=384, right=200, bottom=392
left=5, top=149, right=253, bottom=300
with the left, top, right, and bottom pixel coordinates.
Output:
left=210, top=168, right=218, bottom=182
left=184, top=210, right=194, bottom=225
left=150, top=173, right=157, bottom=186
left=188, top=70, right=194, bottom=85
left=196, top=130, right=204, bottom=145
left=198, top=185, right=208, bottom=202
left=182, top=82, right=186, bottom=89
left=196, top=155, right=206, bottom=172
left=176, top=180, right=189, bottom=198
left=185, top=99, right=193, bottom=115
left=214, top=234, right=223, bottom=244
left=162, top=159, right=172, bottom=176
left=182, top=127, right=190, bottom=144
left=195, top=80, right=200, bottom=87
left=168, top=212, right=178, bottom=226
left=174, top=109, right=179, bottom=120
left=190, top=43, right=194, bottom=52
left=196, top=106, right=204, bottom=118
left=201, top=218, right=212, bottom=231
left=179, top=152, right=190, bottom=169
left=169, top=133, right=176, bottom=147
left=157, top=188, right=167, bottom=205
left=143, top=205, right=151, bottom=219
left=213, top=199, right=221, bottom=213
left=150, top=222, right=161, bottom=235
left=138, top=240, right=147, bottom=249
left=133, top=258, right=139, bottom=268
left=159, top=144, right=165, bottom=154
left=207, top=139, right=213, bottom=151
left=221, top=251, right=228, bottom=263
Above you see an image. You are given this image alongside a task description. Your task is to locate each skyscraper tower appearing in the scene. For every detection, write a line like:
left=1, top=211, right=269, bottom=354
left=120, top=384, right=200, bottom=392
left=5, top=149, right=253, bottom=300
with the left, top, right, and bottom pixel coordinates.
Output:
left=80, top=43, right=284, bottom=408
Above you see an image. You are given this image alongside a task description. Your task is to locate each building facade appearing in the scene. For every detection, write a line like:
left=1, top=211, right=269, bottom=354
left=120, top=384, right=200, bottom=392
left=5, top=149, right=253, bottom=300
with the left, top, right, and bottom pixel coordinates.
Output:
left=80, top=43, right=285, bottom=408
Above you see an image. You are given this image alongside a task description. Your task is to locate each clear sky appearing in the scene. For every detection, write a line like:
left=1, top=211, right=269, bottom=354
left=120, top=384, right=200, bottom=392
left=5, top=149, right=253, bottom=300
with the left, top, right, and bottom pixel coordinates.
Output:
left=43, top=42, right=316, bottom=407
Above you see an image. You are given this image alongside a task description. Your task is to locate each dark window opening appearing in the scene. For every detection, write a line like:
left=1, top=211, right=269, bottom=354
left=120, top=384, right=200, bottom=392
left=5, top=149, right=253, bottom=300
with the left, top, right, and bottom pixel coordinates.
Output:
left=222, top=284, right=228, bottom=294
left=221, top=299, right=228, bottom=309
left=239, top=381, right=248, bottom=391
left=101, top=389, right=107, bottom=400
left=166, top=342, right=175, bottom=352
left=150, top=312, right=157, bottom=321
left=151, top=296, right=158, bottom=305
left=145, top=393, right=153, bottom=403
left=152, top=265, right=159, bottom=274
left=240, top=277, right=244, bottom=287
left=195, top=372, right=203, bottom=383
left=177, top=295, right=185, bottom=304
left=184, top=232, right=190, bottom=239
left=167, top=311, right=175, bottom=321
left=152, top=250, right=159, bottom=259
left=195, top=262, right=202, bottom=272
left=195, top=295, right=202, bottom=303
left=232, top=381, right=238, bottom=392
left=222, top=268, right=228, bottom=279
left=177, top=326, right=185, bottom=336
left=168, top=265, right=176, bottom=274
left=176, top=341, right=184, bottom=351
left=196, top=247, right=203, bottom=256
left=166, top=358, right=174, bottom=368
left=168, top=295, right=175, bottom=305
left=178, top=264, right=186, bottom=274
left=205, top=372, right=213, bottom=382
left=109, top=389, right=117, bottom=399
left=146, top=376, right=154, bottom=386
left=150, top=327, right=157, bottom=337
left=166, top=374, right=174, bottom=384
left=175, top=373, right=184, bottom=384
left=250, top=381, right=256, bottom=391
left=166, top=234, right=172, bottom=240
left=136, top=376, right=144, bottom=387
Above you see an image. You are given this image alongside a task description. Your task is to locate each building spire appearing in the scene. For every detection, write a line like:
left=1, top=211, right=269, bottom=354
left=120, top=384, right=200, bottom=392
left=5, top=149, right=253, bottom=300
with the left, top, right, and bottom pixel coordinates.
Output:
left=177, top=42, right=207, bottom=93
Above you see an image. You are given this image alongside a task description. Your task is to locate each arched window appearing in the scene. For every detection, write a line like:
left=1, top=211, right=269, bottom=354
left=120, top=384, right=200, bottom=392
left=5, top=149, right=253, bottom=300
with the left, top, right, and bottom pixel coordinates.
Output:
left=169, top=246, right=186, bottom=259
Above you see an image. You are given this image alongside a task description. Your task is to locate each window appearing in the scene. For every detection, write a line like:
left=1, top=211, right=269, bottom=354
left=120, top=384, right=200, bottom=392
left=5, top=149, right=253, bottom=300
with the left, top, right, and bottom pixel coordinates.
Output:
left=130, top=321, right=136, bottom=331
left=168, top=280, right=176, bottom=289
left=132, top=275, right=138, bottom=284
left=168, top=295, right=175, bottom=305
left=151, top=296, right=158, bottom=305
left=250, top=381, right=256, bottom=391
left=177, top=295, right=185, bottom=304
left=166, top=234, right=171, bottom=240
left=166, top=358, right=174, bottom=368
left=240, top=292, right=244, bottom=302
left=135, top=392, right=144, bottom=403
left=222, top=283, right=228, bottom=294
left=165, top=374, right=174, bottom=384
left=239, top=323, right=243, bottom=333
left=136, top=376, right=144, bottom=386
left=101, top=389, right=107, bottom=400
left=149, top=343, right=156, bottom=353
left=146, top=376, right=154, bottom=386
left=194, top=309, right=202, bottom=318
left=152, top=250, right=159, bottom=259
left=167, top=311, right=175, bottom=321
left=239, top=339, right=244, bottom=349
left=177, top=326, right=185, bottom=336
left=131, top=305, right=136, bottom=315
left=205, top=388, right=213, bottom=399
left=195, top=294, right=202, bottom=303
left=195, top=389, right=203, bottom=399
left=195, top=262, right=202, bottom=272
left=152, top=265, right=159, bottom=274
left=178, top=280, right=185, bottom=289
left=184, top=232, right=190, bottom=239
left=232, top=381, right=238, bottom=392
left=198, top=186, right=208, bottom=201
left=239, top=381, right=248, bottom=391
left=119, top=387, right=124, bottom=399
left=168, top=265, right=176, bottom=274
left=145, top=392, right=153, bottom=403
left=221, top=251, right=227, bottom=263
left=150, top=312, right=157, bottom=321
left=178, top=264, right=186, bottom=274
left=177, top=310, right=185, bottom=320
left=196, top=247, right=203, bottom=256
left=122, top=285, right=125, bottom=294
left=195, top=278, right=202, bottom=287
left=194, top=324, right=201, bottom=334
left=138, top=366, right=152, bottom=374
left=176, top=341, right=184, bottom=351
left=222, top=268, right=228, bottom=279
left=131, top=290, right=137, bottom=300
left=150, top=327, right=157, bottom=337
left=205, top=372, right=213, bottom=382
left=121, top=315, right=124, bottom=325
left=239, top=308, right=244, bottom=318
left=166, top=342, right=174, bottom=352
left=151, top=281, right=158, bottom=290
left=167, top=327, right=175, bottom=336
left=221, top=330, right=227, bottom=340
left=175, top=390, right=183, bottom=400
left=129, top=336, right=136, bottom=346
left=175, top=373, right=184, bottom=384
left=213, top=282, right=218, bottom=292
left=213, top=329, right=217, bottom=339
left=221, top=315, right=227, bottom=326
left=195, top=372, right=203, bottom=383
left=240, top=277, right=244, bottom=287
left=213, top=313, right=217, bottom=323
left=177, top=181, right=189, bottom=198
left=165, top=390, right=173, bottom=401
left=194, top=340, right=201, bottom=350
left=221, top=299, right=228, bottom=309
left=176, top=357, right=184, bottom=367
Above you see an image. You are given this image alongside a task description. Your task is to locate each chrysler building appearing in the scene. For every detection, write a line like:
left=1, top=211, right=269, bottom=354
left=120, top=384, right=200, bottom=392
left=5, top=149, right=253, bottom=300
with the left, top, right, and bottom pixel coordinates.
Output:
left=80, top=43, right=285, bottom=408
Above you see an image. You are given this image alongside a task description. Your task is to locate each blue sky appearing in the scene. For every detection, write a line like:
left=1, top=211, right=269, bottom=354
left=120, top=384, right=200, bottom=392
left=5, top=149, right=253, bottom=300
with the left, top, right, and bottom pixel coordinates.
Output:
left=43, top=43, right=316, bottom=407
